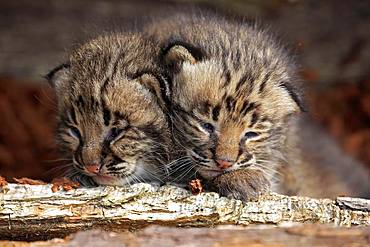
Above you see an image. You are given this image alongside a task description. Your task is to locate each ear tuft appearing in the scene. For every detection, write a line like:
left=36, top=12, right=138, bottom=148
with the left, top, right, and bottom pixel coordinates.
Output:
left=45, top=63, right=70, bottom=89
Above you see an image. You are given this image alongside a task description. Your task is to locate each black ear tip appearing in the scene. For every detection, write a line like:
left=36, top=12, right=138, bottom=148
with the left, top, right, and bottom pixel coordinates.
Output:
left=160, top=39, right=205, bottom=63
left=45, top=63, right=70, bottom=82
left=44, top=71, right=53, bottom=81
left=279, top=81, right=306, bottom=113
left=133, top=69, right=172, bottom=108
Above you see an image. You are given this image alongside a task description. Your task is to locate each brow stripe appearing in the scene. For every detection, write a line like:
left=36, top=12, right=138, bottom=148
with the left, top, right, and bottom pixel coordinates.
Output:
left=221, top=59, right=231, bottom=88
left=77, top=95, right=85, bottom=108
left=241, top=102, right=255, bottom=116
left=235, top=72, right=249, bottom=92
left=212, top=104, right=221, bottom=121
left=103, top=108, right=111, bottom=126
left=258, top=72, right=270, bottom=94
left=225, top=96, right=236, bottom=112
left=69, top=107, right=78, bottom=125
left=249, top=111, right=259, bottom=127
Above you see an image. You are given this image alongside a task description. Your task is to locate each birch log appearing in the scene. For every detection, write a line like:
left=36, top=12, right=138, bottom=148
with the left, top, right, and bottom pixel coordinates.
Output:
left=0, top=183, right=369, bottom=240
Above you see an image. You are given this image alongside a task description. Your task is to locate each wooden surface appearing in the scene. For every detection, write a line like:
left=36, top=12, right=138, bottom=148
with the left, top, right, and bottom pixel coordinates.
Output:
left=0, top=183, right=369, bottom=240
left=0, top=225, right=369, bottom=246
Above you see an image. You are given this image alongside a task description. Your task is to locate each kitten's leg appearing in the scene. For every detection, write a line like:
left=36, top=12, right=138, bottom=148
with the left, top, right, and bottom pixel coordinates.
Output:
left=210, top=169, right=270, bottom=201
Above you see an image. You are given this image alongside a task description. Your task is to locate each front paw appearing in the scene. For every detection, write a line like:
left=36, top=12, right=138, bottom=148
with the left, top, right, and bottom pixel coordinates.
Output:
left=210, top=169, right=270, bottom=201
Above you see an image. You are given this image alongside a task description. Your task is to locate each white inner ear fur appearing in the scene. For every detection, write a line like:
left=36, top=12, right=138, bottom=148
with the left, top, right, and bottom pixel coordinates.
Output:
left=262, top=85, right=300, bottom=119
left=50, top=67, right=70, bottom=93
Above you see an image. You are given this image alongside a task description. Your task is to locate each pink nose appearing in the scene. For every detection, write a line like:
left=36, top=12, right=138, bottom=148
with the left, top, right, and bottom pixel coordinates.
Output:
left=216, top=159, right=233, bottom=170
left=85, top=164, right=100, bottom=174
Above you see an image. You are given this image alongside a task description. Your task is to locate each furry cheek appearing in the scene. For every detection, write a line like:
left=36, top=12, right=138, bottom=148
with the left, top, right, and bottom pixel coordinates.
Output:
left=59, top=132, right=80, bottom=151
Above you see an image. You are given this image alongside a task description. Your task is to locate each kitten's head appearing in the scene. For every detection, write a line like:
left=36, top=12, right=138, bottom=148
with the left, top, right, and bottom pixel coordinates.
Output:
left=47, top=35, right=170, bottom=186
left=162, top=37, right=304, bottom=180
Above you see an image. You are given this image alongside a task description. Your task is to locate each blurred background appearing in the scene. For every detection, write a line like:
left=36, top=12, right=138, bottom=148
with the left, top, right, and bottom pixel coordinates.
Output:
left=0, top=0, right=369, bottom=181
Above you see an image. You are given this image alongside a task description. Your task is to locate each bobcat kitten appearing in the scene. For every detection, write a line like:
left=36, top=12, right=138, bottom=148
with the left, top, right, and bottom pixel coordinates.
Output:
left=47, top=34, right=171, bottom=186
left=146, top=14, right=370, bottom=200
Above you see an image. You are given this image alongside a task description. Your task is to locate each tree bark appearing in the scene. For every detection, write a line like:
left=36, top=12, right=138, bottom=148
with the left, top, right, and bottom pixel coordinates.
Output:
left=0, top=183, right=369, bottom=240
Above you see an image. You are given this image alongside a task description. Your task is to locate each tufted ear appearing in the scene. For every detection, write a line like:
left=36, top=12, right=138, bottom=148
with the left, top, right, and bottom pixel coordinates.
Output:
left=45, top=63, right=70, bottom=90
left=278, top=81, right=306, bottom=113
left=161, top=41, right=204, bottom=71
left=137, top=72, right=171, bottom=110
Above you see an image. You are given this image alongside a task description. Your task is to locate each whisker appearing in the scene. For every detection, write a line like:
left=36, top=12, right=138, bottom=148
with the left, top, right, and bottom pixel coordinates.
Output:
left=44, top=158, right=73, bottom=163
left=171, top=161, right=196, bottom=182
left=44, top=162, right=74, bottom=176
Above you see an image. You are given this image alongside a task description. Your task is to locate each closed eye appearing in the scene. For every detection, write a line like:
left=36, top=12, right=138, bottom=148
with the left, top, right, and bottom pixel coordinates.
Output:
left=201, top=122, right=215, bottom=134
left=244, top=131, right=259, bottom=139
left=106, top=127, right=125, bottom=142
left=68, top=126, right=82, bottom=140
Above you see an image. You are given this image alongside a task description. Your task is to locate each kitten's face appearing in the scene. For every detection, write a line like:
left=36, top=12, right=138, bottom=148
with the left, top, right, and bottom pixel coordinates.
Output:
left=55, top=73, right=170, bottom=186
left=48, top=36, right=170, bottom=186
left=166, top=46, right=303, bottom=180
left=54, top=73, right=168, bottom=185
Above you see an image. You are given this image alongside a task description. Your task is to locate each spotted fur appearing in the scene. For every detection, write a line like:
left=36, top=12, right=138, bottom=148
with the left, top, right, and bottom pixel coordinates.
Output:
left=47, top=34, right=171, bottom=186
left=146, top=13, right=370, bottom=200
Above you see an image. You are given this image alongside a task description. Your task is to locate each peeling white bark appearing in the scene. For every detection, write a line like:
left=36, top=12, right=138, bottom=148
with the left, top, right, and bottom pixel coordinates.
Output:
left=0, top=183, right=369, bottom=240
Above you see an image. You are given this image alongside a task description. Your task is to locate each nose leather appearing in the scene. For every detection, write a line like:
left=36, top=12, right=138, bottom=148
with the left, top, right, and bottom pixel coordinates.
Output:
left=216, top=159, right=233, bottom=170
left=85, top=163, right=100, bottom=174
